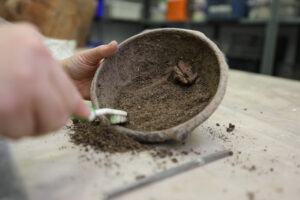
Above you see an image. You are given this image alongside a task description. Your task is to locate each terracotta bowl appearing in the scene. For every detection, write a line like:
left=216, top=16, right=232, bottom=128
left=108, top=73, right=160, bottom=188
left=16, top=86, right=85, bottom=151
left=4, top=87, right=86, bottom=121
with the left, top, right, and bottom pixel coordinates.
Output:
left=91, top=28, right=228, bottom=142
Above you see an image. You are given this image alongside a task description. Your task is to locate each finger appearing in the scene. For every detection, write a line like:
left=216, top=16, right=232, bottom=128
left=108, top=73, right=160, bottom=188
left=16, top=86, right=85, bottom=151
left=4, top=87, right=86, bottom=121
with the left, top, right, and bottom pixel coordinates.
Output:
left=73, top=100, right=91, bottom=118
left=48, top=60, right=91, bottom=118
left=77, top=40, right=118, bottom=66
left=8, top=102, right=34, bottom=139
left=0, top=88, right=34, bottom=139
left=33, top=80, right=70, bottom=135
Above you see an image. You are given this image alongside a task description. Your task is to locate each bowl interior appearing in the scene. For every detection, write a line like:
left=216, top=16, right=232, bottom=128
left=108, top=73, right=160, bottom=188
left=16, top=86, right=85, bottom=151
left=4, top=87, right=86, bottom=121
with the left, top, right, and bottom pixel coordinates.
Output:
left=93, top=29, right=220, bottom=132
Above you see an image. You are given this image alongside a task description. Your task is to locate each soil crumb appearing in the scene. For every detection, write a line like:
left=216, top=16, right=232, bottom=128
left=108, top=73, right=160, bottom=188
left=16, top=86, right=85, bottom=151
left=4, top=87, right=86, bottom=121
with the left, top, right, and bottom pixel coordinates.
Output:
left=181, top=151, right=189, bottom=155
left=243, top=165, right=256, bottom=172
left=247, top=192, right=255, bottom=200
left=135, top=175, right=146, bottom=180
left=171, top=158, right=178, bottom=163
left=226, top=123, right=235, bottom=132
left=249, top=165, right=256, bottom=172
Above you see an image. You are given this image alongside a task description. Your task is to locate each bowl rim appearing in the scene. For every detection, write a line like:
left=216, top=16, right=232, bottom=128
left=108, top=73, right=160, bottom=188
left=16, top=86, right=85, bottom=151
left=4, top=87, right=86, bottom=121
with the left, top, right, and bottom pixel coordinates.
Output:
left=91, top=28, right=228, bottom=142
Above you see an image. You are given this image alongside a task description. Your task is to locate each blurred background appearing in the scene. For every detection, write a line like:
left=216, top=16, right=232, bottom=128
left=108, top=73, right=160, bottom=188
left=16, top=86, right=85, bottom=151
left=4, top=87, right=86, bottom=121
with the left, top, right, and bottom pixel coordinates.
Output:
left=1, top=0, right=300, bottom=80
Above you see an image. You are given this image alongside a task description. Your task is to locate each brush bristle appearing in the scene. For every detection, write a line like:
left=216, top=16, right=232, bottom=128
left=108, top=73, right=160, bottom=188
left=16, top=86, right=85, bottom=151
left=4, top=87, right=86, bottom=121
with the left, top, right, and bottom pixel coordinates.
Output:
left=109, top=115, right=127, bottom=124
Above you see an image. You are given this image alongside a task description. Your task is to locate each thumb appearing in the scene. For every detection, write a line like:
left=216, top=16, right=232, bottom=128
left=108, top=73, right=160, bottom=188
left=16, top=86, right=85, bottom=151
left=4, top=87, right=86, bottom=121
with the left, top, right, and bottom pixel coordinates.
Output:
left=78, top=41, right=118, bottom=66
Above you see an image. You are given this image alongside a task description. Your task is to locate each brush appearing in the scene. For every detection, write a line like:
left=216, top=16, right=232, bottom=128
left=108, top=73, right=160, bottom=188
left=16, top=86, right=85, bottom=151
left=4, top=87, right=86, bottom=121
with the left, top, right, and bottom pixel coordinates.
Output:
left=73, top=106, right=127, bottom=124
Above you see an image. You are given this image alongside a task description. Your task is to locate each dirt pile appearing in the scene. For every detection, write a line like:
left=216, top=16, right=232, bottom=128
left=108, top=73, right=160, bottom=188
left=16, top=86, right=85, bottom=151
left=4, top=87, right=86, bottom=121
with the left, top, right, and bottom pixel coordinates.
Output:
left=69, top=120, right=152, bottom=153
left=68, top=120, right=203, bottom=157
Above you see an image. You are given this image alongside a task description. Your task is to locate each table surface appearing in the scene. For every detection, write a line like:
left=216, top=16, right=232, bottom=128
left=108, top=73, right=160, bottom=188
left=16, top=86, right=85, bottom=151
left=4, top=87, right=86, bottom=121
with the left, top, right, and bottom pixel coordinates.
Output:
left=1, top=70, right=300, bottom=200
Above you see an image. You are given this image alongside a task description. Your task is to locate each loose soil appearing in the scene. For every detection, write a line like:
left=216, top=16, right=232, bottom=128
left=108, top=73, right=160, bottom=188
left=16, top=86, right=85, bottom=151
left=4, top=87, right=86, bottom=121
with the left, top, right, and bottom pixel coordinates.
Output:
left=69, top=119, right=192, bottom=156
left=69, top=120, right=152, bottom=153
left=114, top=60, right=212, bottom=131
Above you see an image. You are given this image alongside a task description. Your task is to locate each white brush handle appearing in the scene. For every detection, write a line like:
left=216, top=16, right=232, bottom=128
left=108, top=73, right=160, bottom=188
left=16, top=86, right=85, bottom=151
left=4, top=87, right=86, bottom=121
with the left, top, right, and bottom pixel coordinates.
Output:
left=95, top=108, right=127, bottom=117
left=73, top=107, right=127, bottom=122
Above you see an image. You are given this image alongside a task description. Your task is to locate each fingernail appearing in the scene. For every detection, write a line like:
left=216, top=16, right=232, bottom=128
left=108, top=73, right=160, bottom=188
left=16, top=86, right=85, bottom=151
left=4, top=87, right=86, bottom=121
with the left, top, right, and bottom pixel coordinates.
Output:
left=109, top=40, right=118, bottom=46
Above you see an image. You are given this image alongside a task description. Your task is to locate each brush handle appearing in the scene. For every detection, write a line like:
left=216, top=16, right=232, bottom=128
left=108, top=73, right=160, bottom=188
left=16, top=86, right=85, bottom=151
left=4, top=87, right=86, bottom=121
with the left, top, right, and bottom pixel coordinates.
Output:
left=95, top=109, right=127, bottom=116
left=72, top=107, right=127, bottom=122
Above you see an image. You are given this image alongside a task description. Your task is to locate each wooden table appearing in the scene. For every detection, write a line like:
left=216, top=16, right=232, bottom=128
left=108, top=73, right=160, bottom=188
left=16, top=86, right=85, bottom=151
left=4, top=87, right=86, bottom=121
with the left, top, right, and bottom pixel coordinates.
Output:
left=1, top=70, right=300, bottom=200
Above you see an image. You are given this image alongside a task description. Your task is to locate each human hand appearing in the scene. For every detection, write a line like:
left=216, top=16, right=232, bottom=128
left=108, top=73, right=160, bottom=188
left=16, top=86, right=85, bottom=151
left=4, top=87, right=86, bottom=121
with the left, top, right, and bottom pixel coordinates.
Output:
left=0, top=23, right=90, bottom=139
left=60, top=41, right=118, bottom=99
